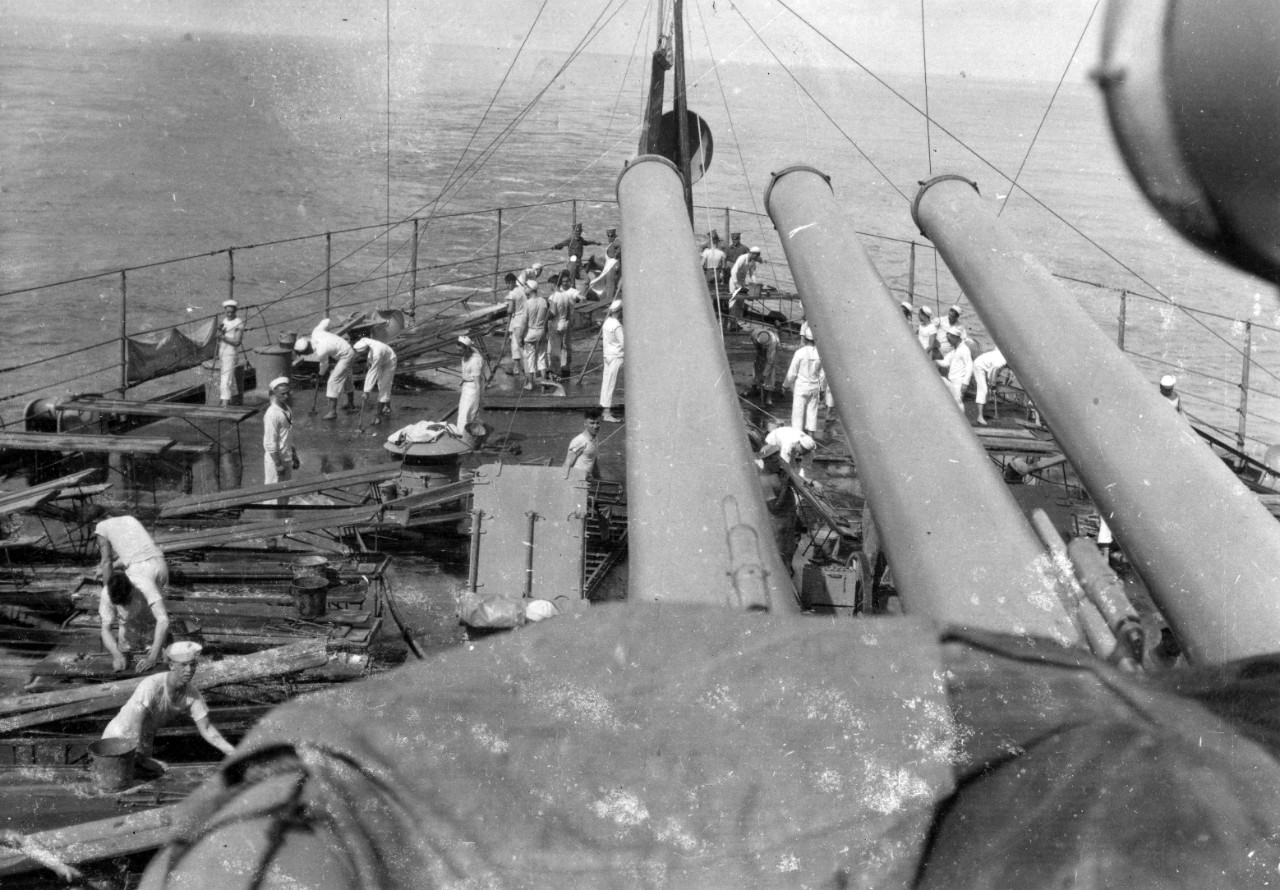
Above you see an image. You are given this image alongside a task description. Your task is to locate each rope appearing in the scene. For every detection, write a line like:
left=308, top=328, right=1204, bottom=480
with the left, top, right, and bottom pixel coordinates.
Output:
left=998, top=0, right=1101, bottom=217
left=728, top=3, right=909, bottom=204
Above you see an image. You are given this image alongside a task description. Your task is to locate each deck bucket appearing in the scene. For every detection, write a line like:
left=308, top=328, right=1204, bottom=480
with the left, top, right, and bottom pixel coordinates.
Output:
left=292, top=577, right=329, bottom=619
left=747, top=282, right=762, bottom=299
left=291, top=554, right=329, bottom=583
left=89, top=738, right=136, bottom=792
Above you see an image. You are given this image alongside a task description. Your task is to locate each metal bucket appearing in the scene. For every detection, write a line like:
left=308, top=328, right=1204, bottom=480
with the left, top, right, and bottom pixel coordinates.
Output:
left=747, top=282, right=763, bottom=299
left=291, top=577, right=329, bottom=619
left=291, top=554, right=329, bottom=582
left=255, top=346, right=294, bottom=390
left=89, top=738, right=136, bottom=792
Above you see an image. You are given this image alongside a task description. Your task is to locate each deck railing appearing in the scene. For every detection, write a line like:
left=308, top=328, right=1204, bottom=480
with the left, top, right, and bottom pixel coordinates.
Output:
left=2, top=197, right=1277, bottom=450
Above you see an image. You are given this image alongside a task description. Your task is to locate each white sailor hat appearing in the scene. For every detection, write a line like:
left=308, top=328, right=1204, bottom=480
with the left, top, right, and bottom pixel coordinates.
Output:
left=569, top=254, right=578, bottom=263
left=800, top=321, right=814, bottom=340
left=293, top=336, right=310, bottom=352
left=165, top=641, right=203, bottom=664
left=531, top=263, right=544, bottom=274
left=900, top=301, right=913, bottom=312
left=222, top=299, right=238, bottom=308
left=946, top=326, right=964, bottom=338
left=1160, top=375, right=1177, bottom=388
left=268, top=376, right=291, bottom=392
left=798, top=433, right=816, bottom=451
left=948, top=304, right=962, bottom=315
left=458, top=335, right=474, bottom=348
left=609, top=299, right=622, bottom=312
left=749, top=246, right=762, bottom=254
left=919, top=306, right=933, bottom=317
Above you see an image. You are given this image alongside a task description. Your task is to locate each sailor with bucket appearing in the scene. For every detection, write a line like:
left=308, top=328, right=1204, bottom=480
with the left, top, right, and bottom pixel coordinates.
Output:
left=101, top=641, right=234, bottom=772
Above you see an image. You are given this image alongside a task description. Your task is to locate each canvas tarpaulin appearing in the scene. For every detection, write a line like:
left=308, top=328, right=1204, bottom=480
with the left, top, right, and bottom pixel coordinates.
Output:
left=143, top=607, right=953, bottom=889
left=141, top=611, right=1280, bottom=889
left=126, top=319, right=216, bottom=386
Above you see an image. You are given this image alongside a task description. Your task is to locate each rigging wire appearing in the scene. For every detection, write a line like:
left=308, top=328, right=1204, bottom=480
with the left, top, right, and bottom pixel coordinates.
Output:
left=999, top=0, right=1102, bottom=218
left=605, top=0, right=655, bottom=144
left=727, top=4, right=910, bottom=203
left=386, top=0, right=393, bottom=306
left=768, top=0, right=1272, bottom=384
left=920, top=0, right=940, bottom=307
left=691, top=0, right=780, bottom=292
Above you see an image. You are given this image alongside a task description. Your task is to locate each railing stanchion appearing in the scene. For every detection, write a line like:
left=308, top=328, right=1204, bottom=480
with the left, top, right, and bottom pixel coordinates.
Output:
left=493, top=208, right=503, bottom=296
left=907, top=241, right=917, bottom=305
left=227, top=248, right=235, bottom=308
left=119, top=271, right=128, bottom=398
left=1117, top=288, right=1128, bottom=352
left=410, top=218, right=419, bottom=317
left=1238, top=319, right=1253, bottom=454
left=325, top=234, right=332, bottom=318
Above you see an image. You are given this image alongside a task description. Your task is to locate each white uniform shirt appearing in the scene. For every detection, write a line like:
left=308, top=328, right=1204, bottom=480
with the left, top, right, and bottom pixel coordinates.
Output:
left=730, top=253, right=758, bottom=291
left=939, top=341, right=974, bottom=386
left=263, top=402, right=292, bottom=460
left=354, top=338, right=395, bottom=366
left=549, top=288, right=581, bottom=330
left=602, top=316, right=624, bottom=361
left=764, top=427, right=814, bottom=466
left=917, top=321, right=937, bottom=352
left=95, top=516, right=163, bottom=567
left=460, top=352, right=485, bottom=385
left=102, top=673, right=209, bottom=749
left=218, top=316, right=244, bottom=359
left=785, top=344, right=823, bottom=391
left=701, top=245, right=726, bottom=272
left=307, top=320, right=353, bottom=373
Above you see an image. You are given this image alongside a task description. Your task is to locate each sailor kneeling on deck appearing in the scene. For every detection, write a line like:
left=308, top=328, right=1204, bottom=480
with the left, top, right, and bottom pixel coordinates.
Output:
left=102, top=641, right=234, bottom=771
left=95, top=512, right=171, bottom=673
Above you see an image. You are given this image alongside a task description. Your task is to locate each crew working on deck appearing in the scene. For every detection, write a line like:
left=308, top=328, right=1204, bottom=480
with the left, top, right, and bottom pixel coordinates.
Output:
left=548, top=271, right=585, bottom=380
left=352, top=337, right=397, bottom=424
left=95, top=512, right=171, bottom=674
left=599, top=300, right=624, bottom=423
left=727, top=246, right=763, bottom=329
left=101, top=641, right=234, bottom=771
left=1160, top=375, right=1185, bottom=415
left=750, top=325, right=781, bottom=406
left=784, top=322, right=825, bottom=438
left=294, top=319, right=356, bottom=420
left=552, top=224, right=598, bottom=282
left=522, top=280, right=550, bottom=388
left=972, top=347, right=1007, bottom=426
left=457, top=335, right=488, bottom=427
left=216, top=299, right=244, bottom=407
left=936, top=327, right=974, bottom=407
left=262, top=376, right=299, bottom=531
left=564, top=408, right=603, bottom=479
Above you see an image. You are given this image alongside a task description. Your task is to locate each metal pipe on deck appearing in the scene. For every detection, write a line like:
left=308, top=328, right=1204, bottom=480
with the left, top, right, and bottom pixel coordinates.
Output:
left=764, top=166, right=1079, bottom=643
left=615, top=155, right=798, bottom=611
left=912, top=174, right=1280, bottom=663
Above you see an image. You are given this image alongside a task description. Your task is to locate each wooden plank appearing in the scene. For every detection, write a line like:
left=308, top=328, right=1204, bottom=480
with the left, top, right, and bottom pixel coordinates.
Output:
left=0, top=469, right=103, bottom=513
left=159, top=466, right=401, bottom=518
left=154, top=505, right=385, bottom=552
left=0, top=431, right=175, bottom=455
left=50, top=482, right=114, bottom=500
left=56, top=397, right=258, bottom=424
left=0, top=489, right=57, bottom=515
left=0, top=639, right=327, bottom=725
left=483, top=393, right=621, bottom=410
left=0, top=803, right=182, bottom=877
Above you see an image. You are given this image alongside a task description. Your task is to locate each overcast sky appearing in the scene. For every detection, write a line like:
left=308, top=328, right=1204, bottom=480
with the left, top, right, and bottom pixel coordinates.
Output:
left=4, top=0, right=1103, bottom=82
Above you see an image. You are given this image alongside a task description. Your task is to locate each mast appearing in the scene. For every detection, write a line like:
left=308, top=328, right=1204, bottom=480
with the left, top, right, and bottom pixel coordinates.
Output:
left=672, top=0, right=693, bottom=219
left=638, top=1, right=671, bottom=155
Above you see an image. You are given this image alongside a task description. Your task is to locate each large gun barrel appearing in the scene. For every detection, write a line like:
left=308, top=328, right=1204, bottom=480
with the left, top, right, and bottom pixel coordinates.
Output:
left=765, top=166, right=1079, bottom=643
left=616, top=156, right=798, bottom=611
left=912, top=174, right=1280, bottom=663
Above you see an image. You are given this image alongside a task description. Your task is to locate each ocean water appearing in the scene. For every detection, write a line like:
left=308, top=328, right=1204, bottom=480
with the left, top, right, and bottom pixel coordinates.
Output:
left=3, top=15, right=1280, bottom=443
